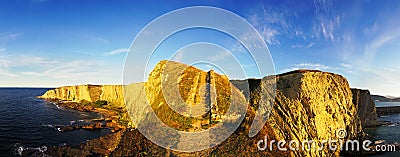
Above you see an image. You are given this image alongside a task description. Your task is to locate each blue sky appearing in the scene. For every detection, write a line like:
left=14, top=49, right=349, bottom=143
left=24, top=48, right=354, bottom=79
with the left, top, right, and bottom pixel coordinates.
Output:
left=1, top=0, right=400, bottom=96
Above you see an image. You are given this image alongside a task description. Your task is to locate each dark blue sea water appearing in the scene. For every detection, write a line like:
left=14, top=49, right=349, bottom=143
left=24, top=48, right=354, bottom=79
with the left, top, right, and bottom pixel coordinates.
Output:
left=0, top=88, right=111, bottom=156
left=364, top=102, right=400, bottom=156
left=375, top=102, right=400, bottom=107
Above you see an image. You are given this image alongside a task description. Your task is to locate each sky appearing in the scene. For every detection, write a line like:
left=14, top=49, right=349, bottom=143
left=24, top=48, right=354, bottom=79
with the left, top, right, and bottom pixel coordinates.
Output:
left=0, top=0, right=400, bottom=97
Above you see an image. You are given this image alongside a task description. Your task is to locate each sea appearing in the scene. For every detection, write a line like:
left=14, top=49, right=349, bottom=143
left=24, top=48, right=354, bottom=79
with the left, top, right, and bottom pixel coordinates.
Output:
left=0, top=88, right=111, bottom=156
left=364, top=101, right=400, bottom=156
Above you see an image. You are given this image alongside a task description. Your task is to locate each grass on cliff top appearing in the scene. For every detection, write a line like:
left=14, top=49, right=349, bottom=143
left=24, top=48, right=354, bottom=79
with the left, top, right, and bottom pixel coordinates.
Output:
left=80, top=99, right=132, bottom=127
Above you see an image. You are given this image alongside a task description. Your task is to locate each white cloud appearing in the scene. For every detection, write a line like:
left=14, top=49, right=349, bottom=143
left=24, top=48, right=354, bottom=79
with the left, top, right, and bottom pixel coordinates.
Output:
left=0, top=49, right=17, bottom=77
left=291, top=42, right=315, bottom=49
left=247, top=8, right=284, bottom=45
left=305, top=42, right=315, bottom=48
left=351, top=66, right=400, bottom=96
left=280, top=63, right=329, bottom=73
left=363, top=31, right=400, bottom=60
left=340, top=63, right=352, bottom=69
left=171, top=50, right=184, bottom=62
left=103, top=48, right=129, bottom=56
left=21, top=60, right=103, bottom=79
left=0, top=70, right=18, bottom=77
left=0, top=51, right=122, bottom=84
left=209, top=51, right=230, bottom=61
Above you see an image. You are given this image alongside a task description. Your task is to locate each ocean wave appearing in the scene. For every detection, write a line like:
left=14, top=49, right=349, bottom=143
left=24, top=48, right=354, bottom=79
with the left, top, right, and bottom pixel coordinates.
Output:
left=15, top=146, right=47, bottom=156
left=386, top=122, right=400, bottom=127
left=42, top=124, right=53, bottom=128
left=55, top=104, right=64, bottom=110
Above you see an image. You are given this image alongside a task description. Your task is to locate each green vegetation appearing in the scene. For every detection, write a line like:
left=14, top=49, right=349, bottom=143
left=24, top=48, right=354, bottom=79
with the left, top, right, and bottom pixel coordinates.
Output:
left=79, top=99, right=108, bottom=108
left=94, top=100, right=108, bottom=107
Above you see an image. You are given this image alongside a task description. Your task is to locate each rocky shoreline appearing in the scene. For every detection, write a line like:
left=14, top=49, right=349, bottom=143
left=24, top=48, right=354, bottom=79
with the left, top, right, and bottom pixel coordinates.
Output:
left=47, top=100, right=124, bottom=133
left=22, top=99, right=127, bottom=157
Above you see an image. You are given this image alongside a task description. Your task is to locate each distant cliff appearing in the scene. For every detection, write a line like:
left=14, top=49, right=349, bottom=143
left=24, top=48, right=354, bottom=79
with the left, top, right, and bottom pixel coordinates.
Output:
left=39, top=85, right=124, bottom=107
left=371, top=95, right=400, bottom=102
left=351, top=89, right=378, bottom=127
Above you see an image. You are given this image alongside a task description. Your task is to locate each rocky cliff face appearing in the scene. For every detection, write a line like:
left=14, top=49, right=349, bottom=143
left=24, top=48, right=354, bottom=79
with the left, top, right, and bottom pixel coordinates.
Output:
left=39, top=61, right=366, bottom=156
left=141, top=60, right=244, bottom=132
left=351, top=89, right=378, bottom=127
left=231, top=70, right=364, bottom=156
left=39, top=85, right=124, bottom=107
left=269, top=70, right=363, bottom=156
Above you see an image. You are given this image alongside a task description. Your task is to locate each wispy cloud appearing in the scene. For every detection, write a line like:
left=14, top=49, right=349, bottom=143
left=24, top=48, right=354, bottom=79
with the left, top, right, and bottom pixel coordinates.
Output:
left=312, top=0, right=340, bottom=42
left=247, top=7, right=285, bottom=45
left=0, top=51, right=115, bottom=81
left=280, top=63, right=329, bottom=73
left=305, top=42, right=315, bottom=48
left=53, top=30, right=110, bottom=44
left=0, top=49, right=17, bottom=77
left=247, top=0, right=342, bottom=46
left=291, top=42, right=315, bottom=49
left=103, top=48, right=129, bottom=56
left=171, top=50, right=185, bottom=62
left=21, top=60, right=101, bottom=79
left=363, top=31, right=400, bottom=60
left=0, top=32, right=23, bottom=42
left=209, top=51, right=230, bottom=62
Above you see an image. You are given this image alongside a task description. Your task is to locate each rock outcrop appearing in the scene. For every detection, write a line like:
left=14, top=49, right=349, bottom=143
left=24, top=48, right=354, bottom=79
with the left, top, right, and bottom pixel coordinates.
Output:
left=351, top=89, right=378, bottom=127
left=232, top=70, right=364, bottom=156
left=39, top=85, right=124, bottom=107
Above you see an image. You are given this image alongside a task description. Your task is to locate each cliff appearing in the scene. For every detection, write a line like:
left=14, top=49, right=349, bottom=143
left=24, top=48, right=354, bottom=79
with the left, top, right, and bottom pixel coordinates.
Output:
left=39, top=61, right=366, bottom=156
left=140, top=60, right=243, bottom=131
left=351, top=89, right=378, bottom=127
left=39, top=85, right=124, bottom=107
left=232, top=70, right=364, bottom=156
